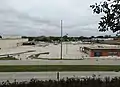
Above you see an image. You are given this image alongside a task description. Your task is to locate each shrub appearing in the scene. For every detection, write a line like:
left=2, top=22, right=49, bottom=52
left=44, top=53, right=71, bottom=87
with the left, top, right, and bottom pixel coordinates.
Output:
left=0, top=77, right=120, bottom=87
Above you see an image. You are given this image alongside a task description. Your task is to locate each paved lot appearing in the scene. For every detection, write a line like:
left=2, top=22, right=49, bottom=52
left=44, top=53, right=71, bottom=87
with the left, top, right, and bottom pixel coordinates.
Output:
left=38, top=43, right=86, bottom=59
left=0, top=72, right=120, bottom=82
left=0, top=43, right=106, bottom=60
left=0, top=43, right=119, bottom=65
left=0, top=43, right=118, bottom=60
left=0, top=43, right=114, bottom=60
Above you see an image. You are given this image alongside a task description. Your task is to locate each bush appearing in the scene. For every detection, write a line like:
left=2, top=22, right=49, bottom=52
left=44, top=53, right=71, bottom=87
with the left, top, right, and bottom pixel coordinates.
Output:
left=0, top=77, right=120, bottom=87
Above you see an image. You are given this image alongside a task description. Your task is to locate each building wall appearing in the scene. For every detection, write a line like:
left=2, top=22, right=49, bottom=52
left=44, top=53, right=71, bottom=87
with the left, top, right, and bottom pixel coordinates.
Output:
left=92, top=38, right=114, bottom=41
left=90, top=50, right=94, bottom=57
left=2, top=35, right=22, bottom=39
left=118, top=52, right=120, bottom=56
left=0, top=38, right=28, bottom=49
left=101, top=50, right=108, bottom=56
left=90, top=49, right=120, bottom=57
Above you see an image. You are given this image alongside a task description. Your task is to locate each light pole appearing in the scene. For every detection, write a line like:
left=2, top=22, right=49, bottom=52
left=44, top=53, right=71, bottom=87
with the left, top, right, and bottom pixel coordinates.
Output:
left=60, top=20, right=63, bottom=60
left=65, top=34, right=68, bottom=54
left=66, top=42, right=68, bottom=54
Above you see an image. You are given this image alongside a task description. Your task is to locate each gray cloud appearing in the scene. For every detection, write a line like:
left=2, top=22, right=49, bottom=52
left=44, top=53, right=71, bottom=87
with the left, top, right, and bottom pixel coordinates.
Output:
left=0, top=0, right=116, bottom=36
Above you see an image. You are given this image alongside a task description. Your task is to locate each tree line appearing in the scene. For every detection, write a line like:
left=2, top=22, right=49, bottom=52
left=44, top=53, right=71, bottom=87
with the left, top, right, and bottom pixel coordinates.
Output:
left=90, top=0, right=120, bottom=34
left=22, top=35, right=115, bottom=42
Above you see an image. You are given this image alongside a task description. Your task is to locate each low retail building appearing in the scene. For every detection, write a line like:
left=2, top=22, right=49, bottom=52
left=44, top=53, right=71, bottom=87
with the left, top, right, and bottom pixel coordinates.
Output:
left=80, top=45, right=120, bottom=57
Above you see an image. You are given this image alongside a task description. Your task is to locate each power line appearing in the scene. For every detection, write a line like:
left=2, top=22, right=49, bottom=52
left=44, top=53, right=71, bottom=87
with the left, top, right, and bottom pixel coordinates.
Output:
left=60, top=20, right=63, bottom=60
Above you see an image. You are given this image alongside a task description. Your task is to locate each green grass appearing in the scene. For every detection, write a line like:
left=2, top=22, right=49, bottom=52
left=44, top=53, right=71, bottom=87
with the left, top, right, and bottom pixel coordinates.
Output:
left=0, top=57, right=18, bottom=60
left=0, top=65, right=119, bottom=72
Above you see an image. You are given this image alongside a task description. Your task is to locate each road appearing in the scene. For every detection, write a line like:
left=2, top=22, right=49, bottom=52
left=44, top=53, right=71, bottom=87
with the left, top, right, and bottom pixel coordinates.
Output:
left=0, top=72, right=120, bottom=82
left=0, top=59, right=120, bottom=65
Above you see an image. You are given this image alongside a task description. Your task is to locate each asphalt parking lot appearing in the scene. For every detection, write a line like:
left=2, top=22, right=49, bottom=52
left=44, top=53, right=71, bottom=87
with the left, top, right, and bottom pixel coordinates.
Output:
left=0, top=43, right=120, bottom=65
left=0, top=43, right=89, bottom=60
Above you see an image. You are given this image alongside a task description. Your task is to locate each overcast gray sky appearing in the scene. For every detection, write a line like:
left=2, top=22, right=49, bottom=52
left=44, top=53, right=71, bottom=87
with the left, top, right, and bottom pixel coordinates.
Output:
left=0, top=0, right=116, bottom=36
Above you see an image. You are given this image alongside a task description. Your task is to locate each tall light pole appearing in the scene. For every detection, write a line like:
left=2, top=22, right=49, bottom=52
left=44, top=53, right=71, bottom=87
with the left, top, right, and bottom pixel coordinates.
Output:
left=66, top=41, right=68, bottom=54
left=65, top=34, right=68, bottom=54
left=60, top=20, right=63, bottom=60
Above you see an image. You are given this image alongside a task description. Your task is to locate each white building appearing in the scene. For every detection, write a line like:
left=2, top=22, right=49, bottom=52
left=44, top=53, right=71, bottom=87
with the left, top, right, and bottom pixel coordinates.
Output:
left=92, top=38, right=114, bottom=41
left=0, top=36, right=28, bottom=49
left=2, top=35, right=22, bottom=39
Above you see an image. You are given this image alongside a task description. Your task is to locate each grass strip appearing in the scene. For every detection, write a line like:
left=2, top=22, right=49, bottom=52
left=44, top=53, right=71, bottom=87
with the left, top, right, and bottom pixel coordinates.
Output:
left=0, top=65, right=119, bottom=72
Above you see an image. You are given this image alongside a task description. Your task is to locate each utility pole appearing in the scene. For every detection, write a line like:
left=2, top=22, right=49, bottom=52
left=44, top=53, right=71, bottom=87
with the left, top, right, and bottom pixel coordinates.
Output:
left=60, top=20, right=63, bottom=60
left=66, top=34, right=68, bottom=54
left=66, top=39, right=68, bottom=54
left=56, top=72, right=60, bottom=81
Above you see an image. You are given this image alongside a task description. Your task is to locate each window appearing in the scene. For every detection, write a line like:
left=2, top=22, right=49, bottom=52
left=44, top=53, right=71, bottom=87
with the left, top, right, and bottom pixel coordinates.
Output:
left=94, top=52, right=102, bottom=57
left=108, top=52, right=118, bottom=56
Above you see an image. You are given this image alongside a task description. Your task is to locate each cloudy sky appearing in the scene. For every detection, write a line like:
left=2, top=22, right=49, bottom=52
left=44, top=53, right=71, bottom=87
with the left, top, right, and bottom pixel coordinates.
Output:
left=0, top=0, right=116, bottom=36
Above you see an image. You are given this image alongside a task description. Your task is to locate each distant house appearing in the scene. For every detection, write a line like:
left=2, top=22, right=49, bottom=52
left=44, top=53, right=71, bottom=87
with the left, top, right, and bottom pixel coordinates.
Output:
left=91, top=37, right=114, bottom=41
left=2, top=35, right=22, bottom=39
left=0, top=35, right=28, bottom=49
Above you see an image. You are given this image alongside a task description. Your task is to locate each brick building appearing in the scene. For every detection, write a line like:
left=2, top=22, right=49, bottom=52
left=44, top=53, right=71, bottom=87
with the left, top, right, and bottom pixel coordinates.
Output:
left=80, top=45, right=120, bottom=57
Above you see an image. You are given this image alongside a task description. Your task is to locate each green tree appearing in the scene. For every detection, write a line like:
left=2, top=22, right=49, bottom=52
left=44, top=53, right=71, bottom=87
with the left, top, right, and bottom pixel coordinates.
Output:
left=63, top=34, right=68, bottom=41
left=96, top=36, right=104, bottom=38
left=90, top=36, right=94, bottom=38
left=21, top=36, right=27, bottom=38
left=0, top=35, right=2, bottom=38
left=90, top=0, right=120, bottom=33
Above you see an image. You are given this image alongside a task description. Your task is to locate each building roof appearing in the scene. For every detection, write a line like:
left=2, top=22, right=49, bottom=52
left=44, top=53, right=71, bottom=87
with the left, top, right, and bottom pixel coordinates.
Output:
left=2, top=35, right=21, bottom=39
left=85, top=45, right=120, bottom=50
